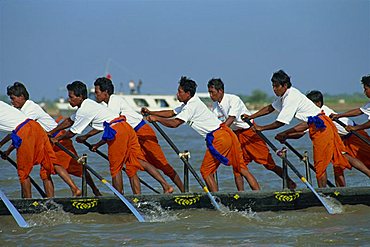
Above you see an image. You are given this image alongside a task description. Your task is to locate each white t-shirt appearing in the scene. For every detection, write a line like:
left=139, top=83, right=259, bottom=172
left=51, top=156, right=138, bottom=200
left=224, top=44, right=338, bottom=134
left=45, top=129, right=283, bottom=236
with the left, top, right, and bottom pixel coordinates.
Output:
left=0, top=101, right=28, bottom=132
left=360, top=102, right=370, bottom=120
left=272, top=87, right=321, bottom=124
left=321, top=105, right=353, bottom=135
left=211, top=93, right=252, bottom=131
left=103, top=94, right=143, bottom=128
left=20, top=100, right=57, bottom=132
left=70, top=99, right=119, bottom=134
left=174, top=95, right=221, bottom=137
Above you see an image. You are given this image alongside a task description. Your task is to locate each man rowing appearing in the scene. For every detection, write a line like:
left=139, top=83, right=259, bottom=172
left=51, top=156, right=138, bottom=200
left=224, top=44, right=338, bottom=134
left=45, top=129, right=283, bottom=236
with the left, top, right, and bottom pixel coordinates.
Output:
left=207, top=78, right=296, bottom=189
left=6, top=82, right=101, bottom=196
left=142, top=76, right=260, bottom=192
left=93, top=77, right=185, bottom=192
left=243, top=70, right=351, bottom=188
left=0, top=100, right=81, bottom=198
left=49, top=81, right=173, bottom=195
left=281, top=90, right=370, bottom=186
left=330, top=75, right=370, bottom=133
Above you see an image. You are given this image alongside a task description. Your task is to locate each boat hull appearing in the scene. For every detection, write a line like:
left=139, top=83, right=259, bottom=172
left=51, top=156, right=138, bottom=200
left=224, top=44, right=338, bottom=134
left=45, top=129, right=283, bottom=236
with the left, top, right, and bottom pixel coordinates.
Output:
left=1, top=187, right=369, bottom=215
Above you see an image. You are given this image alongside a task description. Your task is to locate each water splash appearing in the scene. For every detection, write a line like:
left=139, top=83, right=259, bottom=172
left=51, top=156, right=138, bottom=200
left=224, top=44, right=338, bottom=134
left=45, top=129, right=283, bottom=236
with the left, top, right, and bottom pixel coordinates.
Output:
left=320, top=194, right=344, bottom=214
left=26, top=200, right=72, bottom=227
left=136, top=201, right=179, bottom=222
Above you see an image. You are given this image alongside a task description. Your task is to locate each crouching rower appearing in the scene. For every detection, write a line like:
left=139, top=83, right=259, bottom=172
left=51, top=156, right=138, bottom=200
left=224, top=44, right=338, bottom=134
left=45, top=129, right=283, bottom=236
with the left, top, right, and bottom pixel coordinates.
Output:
left=49, top=81, right=173, bottom=195
left=0, top=100, right=81, bottom=198
left=244, top=70, right=351, bottom=188
left=6, top=82, right=101, bottom=196
left=142, top=76, right=260, bottom=192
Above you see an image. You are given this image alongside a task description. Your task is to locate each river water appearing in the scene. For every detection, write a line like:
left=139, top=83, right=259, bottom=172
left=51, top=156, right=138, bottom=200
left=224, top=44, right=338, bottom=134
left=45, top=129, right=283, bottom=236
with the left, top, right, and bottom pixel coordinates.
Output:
left=1, top=114, right=369, bottom=246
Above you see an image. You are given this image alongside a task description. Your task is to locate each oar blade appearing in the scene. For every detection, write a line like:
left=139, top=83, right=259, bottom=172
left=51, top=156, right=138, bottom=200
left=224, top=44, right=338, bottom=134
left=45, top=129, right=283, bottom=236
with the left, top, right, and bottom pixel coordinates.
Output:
left=0, top=190, right=30, bottom=228
left=301, top=178, right=336, bottom=214
left=102, top=181, right=145, bottom=222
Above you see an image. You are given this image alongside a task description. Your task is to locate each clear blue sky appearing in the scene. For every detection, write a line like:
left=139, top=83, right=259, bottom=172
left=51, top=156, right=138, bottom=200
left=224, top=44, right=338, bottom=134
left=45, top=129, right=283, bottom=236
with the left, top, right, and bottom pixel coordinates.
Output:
left=1, top=0, right=369, bottom=100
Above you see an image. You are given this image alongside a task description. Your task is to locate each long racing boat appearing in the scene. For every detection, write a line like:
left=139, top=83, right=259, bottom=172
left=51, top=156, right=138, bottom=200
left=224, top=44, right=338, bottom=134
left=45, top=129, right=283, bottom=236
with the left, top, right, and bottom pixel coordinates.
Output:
left=1, top=186, right=369, bottom=216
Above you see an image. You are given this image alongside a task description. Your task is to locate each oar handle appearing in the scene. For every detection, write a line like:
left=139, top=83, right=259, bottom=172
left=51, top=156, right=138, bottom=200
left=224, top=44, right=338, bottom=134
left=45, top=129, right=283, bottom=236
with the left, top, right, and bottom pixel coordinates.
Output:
left=284, top=142, right=335, bottom=188
left=81, top=141, right=160, bottom=194
left=0, top=150, right=47, bottom=198
left=333, top=118, right=370, bottom=146
left=241, top=117, right=335, bottom=214
left=54, top=142, right=145, bottom=222
left=150, top=121, right=221, bottom=210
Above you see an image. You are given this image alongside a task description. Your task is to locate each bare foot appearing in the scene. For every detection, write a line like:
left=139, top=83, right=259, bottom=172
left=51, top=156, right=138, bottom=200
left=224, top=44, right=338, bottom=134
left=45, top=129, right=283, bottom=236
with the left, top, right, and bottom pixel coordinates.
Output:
left=164, top=185, right=174, bottom=194
left=72, top=188, right=82, bottom=197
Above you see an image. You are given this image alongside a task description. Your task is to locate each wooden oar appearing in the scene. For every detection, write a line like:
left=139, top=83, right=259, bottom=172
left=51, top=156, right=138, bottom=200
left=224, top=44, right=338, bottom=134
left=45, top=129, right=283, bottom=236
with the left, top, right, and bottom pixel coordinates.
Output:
left=0, top=189, right=29, bottom=228
left=284, top=142, right=336, bottom=188
left=54, top=142, right=145, bottom=222
left=81, top=141, right=160, bottom=194
left=0, top=150, right=47, bottom=198
left=333, top=118, right=370, bottom=146
left=242, top=117, right=335, bottom=214
left=149, top=121, right=221, bottom=211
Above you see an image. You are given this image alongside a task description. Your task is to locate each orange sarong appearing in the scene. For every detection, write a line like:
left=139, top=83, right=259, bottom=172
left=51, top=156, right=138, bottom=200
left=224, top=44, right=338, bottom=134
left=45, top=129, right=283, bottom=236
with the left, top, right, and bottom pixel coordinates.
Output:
left=16, top=120, right=56, bottom=182
left=200, top=124, right=246, bottom=178
left=343, top=130, right=370, bottom=169
left=107, top=119, right=145, bottom=178
left=52, top=130, right=82, bottom=177
left=308, top=115, right=351, bottom=179
left=235, top=128, right=276, bottom=170
left=136, top=123, right=177, bottom=179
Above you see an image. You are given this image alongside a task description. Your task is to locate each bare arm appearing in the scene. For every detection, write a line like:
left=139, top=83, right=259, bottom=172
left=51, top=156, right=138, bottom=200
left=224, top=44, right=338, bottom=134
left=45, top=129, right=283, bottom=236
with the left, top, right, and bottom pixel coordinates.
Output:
left=243, top=104, right=275, bottom=120
left=48, top=117, right=74, bottom=136
left=275, top=122, right=309, bottom=143
left=330, top=108, right=362, bottom=119
left=0, top=134, right=11, bottom=148
left=224, top=116, right=236, bottom=127
left=146, top=115, right=184, bottom=128
left=254, top=120, right=285, bottom=132
left=141, top=107, right=176, bottom=118
left=75, top=129, right=103, bottom=143
left=347, top=120, right=370, bottom=132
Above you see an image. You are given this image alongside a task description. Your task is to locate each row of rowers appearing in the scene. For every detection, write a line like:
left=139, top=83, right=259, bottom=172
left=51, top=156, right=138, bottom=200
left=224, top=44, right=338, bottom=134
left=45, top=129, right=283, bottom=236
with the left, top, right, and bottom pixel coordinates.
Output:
left=0, top=69, right=369, bottom=198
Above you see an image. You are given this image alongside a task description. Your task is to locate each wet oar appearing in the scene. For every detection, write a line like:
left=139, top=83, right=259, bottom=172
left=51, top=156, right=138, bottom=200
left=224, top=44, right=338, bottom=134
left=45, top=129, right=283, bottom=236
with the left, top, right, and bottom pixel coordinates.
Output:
left=54, top=142, right=145, bottom=222
left=0, top=150, right=47, bottom=198
left=242, top=117, right=335, bottom=214
left=284, top=142, right=336, bottom=188
left=81, top=141, right=160, bottom=194
left=0, top=189, right=29, bottom=228
left=149, top=121, right=221, bottom=211
left=333, top=118, right=370, bottom=146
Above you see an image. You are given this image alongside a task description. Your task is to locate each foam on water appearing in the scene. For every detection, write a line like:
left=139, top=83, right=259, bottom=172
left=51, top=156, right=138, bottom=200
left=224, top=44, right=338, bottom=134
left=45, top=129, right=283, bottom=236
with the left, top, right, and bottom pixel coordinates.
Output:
left=26, top=200, right=72, bottom=227
left=320, top=193, right=345, bottom=214
left=136, top=201, right=179, bottom=222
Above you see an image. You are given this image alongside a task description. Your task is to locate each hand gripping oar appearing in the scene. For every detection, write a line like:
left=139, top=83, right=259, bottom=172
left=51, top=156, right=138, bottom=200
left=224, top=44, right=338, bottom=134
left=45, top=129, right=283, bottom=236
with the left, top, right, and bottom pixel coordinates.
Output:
left=149, top=121, right=221, bottom=211
left=54, top=142, right=145, bottom=222
left=333, top=118, right=370, bottom=146
left=242, top=117, right=335, bottom=214
left=284, top=142, right=336, bottom=188
left=81, top=141, right=160, bottom=194
left=0, top=150, right=47, bottom=198
left=0, top=189, right=29, bottom=228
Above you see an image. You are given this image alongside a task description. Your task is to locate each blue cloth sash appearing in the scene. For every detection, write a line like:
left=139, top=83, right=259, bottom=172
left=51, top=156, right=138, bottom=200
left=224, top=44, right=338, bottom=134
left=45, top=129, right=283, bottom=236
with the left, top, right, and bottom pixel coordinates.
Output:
left=51, top=130, right=61, bottom=138
left=205, top=128, right=229, bottom=166
left=102, top=118, right=126, bottom=141
left=134, top=119, right=146, bottom=132
left=11, top=119, right=31, bottom=148
left=307, top=114, right=326, bottom=130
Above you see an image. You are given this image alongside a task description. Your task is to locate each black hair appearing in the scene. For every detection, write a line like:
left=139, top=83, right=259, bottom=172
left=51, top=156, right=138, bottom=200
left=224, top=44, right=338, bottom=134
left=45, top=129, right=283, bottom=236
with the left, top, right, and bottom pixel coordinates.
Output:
left=361, top=75, right=370, bottom=87
left=66, top=81, right=88, bottom=99
left=207, top=78, right=224, bottom=91
left=271, top=70, right=292, bottom=88
left=7, top=82, right=29, bottom=100
left=306, top=90, right=324, bottom=106
left=94, top=77, right=115, bottom=95
left=179, top=76, right=197, bottom=97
